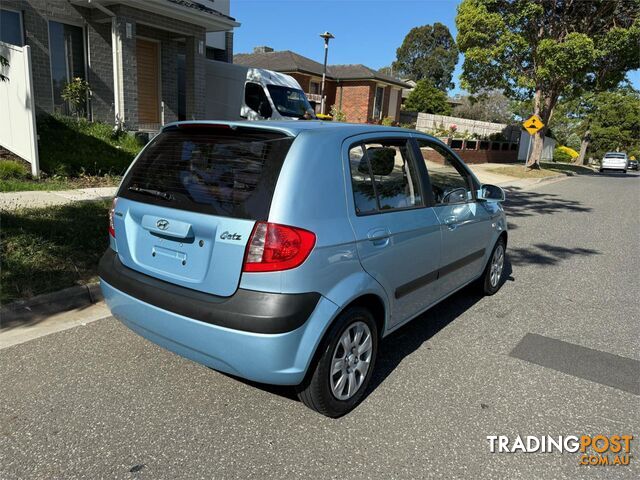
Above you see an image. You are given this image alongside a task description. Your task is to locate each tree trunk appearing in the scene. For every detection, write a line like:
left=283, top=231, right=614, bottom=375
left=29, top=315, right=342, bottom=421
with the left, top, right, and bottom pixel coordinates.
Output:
left=527, top=130, right=545, bottom=168
left=575, top=129, right=590, bottom=165
left=526, top=88, right=557, bottom=168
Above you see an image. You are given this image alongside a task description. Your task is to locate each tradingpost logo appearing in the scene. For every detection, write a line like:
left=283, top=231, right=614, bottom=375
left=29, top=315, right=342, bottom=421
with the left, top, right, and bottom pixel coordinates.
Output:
left=487, top=435, right=634, bottom=466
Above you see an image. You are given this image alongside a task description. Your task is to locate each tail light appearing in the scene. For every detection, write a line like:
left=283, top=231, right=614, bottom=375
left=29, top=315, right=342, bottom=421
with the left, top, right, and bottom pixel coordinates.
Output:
left=108, top=197, right=118, bottom=238
left=243, top=222, right=316, bottom=272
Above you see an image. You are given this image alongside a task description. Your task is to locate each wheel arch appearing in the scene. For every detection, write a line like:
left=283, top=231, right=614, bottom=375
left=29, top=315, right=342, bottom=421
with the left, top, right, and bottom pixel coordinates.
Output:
left=298, top=292, right=387, bottom=386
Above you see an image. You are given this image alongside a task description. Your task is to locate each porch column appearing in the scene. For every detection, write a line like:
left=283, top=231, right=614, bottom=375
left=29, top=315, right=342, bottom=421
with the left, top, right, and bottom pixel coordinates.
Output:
left=185, top=32, right=206, bottom=120
left=112, top=16, right=137, bottom=129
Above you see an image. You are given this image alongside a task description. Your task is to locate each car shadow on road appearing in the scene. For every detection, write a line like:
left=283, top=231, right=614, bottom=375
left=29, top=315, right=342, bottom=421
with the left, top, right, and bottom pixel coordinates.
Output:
left=502, top=187, right=592, bottom=220
left=366, top=259, right=514, bottom=396
left=224, top=236, right=602, bottom=408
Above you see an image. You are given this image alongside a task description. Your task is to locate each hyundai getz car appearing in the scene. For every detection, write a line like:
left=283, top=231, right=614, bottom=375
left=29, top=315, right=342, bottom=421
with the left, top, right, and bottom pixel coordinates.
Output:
left=99, top=121, right=507, bottom=417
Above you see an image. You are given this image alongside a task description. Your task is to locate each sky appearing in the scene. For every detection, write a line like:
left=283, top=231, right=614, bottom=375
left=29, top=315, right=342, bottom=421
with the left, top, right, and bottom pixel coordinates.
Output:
left=229, top=0, right=639, bottom=95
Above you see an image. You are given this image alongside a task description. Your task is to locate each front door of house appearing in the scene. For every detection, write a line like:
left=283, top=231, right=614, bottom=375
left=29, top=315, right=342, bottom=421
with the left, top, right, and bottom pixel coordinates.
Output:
left=136, top=38, right=160, bottom=129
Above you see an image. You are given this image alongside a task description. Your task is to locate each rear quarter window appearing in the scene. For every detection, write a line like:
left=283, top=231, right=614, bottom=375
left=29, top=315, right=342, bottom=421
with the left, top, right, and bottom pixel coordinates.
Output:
left=119, top=125, right=294, bottom=220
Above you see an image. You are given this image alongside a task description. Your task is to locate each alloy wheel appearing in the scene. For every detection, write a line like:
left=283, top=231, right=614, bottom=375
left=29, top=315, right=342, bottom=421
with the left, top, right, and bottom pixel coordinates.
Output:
left=330, top=321, right=373, bottom=400
left=490, top=244, right=505, bottom=288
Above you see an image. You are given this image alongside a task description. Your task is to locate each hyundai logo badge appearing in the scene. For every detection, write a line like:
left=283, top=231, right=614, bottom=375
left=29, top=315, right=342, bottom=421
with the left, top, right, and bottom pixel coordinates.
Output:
left=156, top=219, right=169, bottom=230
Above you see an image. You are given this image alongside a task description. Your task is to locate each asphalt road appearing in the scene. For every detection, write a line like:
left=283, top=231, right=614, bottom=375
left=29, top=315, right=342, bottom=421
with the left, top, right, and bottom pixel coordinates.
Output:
left=1, top=172, right=639, bottom=479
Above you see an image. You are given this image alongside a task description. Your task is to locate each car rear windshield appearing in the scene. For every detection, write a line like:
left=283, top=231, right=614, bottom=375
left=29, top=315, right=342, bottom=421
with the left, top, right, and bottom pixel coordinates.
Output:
left=118, top=125, right=294, bottom=220
left=604, top=153, right=626, bottom=158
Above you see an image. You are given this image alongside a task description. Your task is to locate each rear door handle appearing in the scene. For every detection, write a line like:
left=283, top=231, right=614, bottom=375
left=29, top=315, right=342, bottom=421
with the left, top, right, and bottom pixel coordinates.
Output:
left=367, top=228, right=390, bottom=246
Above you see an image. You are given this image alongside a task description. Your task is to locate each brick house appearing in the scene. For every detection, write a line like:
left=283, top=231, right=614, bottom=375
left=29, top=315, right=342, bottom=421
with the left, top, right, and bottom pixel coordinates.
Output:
left=0, top=0, right=238, bottom=131
left=234, top=48, right=409, bottom=124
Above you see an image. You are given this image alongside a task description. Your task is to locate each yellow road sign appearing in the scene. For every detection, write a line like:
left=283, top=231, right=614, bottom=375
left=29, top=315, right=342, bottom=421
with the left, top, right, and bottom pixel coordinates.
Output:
left=523, top=114, right=545, bottom=135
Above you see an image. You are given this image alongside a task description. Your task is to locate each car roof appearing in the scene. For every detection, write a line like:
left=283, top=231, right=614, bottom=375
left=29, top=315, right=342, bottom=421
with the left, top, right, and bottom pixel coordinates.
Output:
left=163, top=120, right=423, bottom=138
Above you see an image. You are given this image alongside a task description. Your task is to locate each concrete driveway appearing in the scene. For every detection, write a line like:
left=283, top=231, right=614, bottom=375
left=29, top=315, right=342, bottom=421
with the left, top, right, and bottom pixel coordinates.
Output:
left=1, top=172, right=638, bottom=479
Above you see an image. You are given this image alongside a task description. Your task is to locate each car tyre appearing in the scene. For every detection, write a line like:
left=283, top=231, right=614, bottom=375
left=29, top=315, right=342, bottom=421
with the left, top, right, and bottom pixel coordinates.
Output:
left=296, top=306, right=378, bottom=418
left=479, top=237, right=506, bottom=296
left=599, top=168, right=604, bottom=173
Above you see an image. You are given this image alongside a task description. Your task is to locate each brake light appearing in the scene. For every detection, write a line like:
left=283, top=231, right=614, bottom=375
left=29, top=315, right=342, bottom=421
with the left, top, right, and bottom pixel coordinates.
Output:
left=243, top=222, right=316, bottom=272
left=108, top=197, right=118, bottom=238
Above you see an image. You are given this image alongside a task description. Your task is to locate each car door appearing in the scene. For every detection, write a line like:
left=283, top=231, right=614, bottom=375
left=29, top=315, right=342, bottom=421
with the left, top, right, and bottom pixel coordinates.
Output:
left=414, top=137, right=493, bottom=297
left=344, top=134, right=442, bottom=327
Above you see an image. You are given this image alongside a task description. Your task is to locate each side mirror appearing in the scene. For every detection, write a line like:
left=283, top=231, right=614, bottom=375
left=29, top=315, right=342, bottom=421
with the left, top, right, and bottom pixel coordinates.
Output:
left=478, top=184, right=505, bottom=202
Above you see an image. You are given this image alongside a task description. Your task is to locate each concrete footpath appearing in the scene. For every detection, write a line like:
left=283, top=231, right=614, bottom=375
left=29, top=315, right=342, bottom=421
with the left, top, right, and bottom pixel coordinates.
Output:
left=0, top=186, right=117, bottom=210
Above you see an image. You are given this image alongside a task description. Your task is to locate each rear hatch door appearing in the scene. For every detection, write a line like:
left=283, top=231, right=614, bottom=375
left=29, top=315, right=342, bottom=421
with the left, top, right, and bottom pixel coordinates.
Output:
left=114, top=124, right=294, bottom=297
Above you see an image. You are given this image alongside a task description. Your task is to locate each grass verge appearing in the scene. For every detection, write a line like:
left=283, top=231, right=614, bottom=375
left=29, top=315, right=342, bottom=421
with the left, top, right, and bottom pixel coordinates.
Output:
left=0, top=174, right=120, bottom=192
left=0, top=200, right=110, bottom=304
left=487, top=162, right=594, bottom=179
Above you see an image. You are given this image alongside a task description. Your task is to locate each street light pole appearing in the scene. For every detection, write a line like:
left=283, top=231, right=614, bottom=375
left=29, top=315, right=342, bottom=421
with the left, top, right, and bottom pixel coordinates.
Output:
left=319, top=31, right=334, bottom=115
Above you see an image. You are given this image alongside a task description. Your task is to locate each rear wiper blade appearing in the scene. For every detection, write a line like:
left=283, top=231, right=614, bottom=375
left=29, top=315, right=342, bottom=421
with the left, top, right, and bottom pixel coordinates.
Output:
left=128, top=186, right=173, bottom=201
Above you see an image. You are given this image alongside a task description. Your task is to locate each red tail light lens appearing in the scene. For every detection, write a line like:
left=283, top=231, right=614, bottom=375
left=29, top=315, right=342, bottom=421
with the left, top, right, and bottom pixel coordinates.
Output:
left=108, top=197, right=118, bottom=238
left=243, top=222, right=316, bottom=272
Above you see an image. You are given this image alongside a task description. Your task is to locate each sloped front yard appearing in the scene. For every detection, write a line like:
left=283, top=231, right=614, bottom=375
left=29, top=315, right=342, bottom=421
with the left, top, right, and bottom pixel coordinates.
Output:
left=0, top=200, right=110, bottom=304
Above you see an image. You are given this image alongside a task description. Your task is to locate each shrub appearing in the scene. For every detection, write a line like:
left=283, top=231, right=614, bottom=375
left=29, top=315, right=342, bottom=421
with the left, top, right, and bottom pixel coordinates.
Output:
left=37, top=114, right=142, bottom=176
left=553, top=147, right=573, bottom=163
left=0, top=160, right=29, bottom=179
left=330, top=105, right=347, bottom=122
left=61, top=77, right=90, bottom=118
left=557, top=145, right=579, bottom=159
left=382, top=116, right=396, bottom=126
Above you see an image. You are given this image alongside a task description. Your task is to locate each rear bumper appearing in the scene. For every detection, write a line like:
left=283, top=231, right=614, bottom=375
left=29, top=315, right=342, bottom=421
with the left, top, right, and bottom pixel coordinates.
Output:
left=99, top=250, right=340, bottom=385
left=601, top=164, right=626, bottom=170
left=99, top=249, right=319, bottom=334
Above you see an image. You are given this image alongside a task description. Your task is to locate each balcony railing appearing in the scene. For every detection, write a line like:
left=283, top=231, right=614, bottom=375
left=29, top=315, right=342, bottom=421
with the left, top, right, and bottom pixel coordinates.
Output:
left=306, top=93, right=323, bottom=103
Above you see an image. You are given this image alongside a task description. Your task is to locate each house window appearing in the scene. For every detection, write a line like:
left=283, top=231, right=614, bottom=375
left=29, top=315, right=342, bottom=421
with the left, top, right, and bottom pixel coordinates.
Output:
left=0, top=9, right=23, bottom=46
left=310, top=81, right=320, bottom=95
left=48, top=21, right=86, bottom=115
left=373, top=86, right=384, bottom=120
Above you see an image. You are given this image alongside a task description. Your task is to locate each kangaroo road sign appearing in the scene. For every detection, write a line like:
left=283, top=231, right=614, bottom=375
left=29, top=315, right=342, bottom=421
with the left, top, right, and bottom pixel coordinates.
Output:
left=523, top=114, right=545, bottom=135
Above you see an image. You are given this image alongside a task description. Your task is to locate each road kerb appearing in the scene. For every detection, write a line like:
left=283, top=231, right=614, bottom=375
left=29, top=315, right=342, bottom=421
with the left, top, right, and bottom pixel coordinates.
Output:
left=1, top=282, right=104, bottom=329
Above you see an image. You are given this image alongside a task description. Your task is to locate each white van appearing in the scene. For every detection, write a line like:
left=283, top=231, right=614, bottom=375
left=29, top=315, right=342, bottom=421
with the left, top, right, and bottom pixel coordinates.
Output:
left=600, top=152, right=629, bottom=173
left=205, top=60, right=314, bottom=121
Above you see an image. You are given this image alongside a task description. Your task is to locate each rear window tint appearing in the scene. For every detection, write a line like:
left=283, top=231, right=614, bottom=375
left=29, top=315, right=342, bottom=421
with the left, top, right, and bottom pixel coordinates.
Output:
left=119, top=125, right=294, bottom=220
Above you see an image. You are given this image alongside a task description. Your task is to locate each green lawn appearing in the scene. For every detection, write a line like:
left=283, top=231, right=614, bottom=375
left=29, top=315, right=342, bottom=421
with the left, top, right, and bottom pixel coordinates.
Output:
left=487, top=162, right=594, bottom=179
left=0, top=200, right=110, bottom=304
left=0, top=175, right=120, bottom=193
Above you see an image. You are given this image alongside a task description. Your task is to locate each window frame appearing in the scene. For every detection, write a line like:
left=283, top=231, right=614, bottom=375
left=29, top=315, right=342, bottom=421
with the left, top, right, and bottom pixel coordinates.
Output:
left=0, top=8, right=25, bottom=46
left=46, top=18, right=89, bottom=115
left=347, top=136, right=431, bottom=217
left=412, top=136, right=480, bottom=206
left=372, top=85, right=385, bottom=120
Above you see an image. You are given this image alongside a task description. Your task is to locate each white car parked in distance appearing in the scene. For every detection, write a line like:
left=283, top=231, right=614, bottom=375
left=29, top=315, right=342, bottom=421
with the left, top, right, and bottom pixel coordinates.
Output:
left=600, top=152, right=629, bottom=173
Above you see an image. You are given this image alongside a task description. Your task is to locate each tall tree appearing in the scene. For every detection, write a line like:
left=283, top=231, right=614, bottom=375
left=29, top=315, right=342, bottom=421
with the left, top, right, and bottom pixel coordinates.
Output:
left=453, top=91, right=514, bottom=123
left=588, top=87, right=640, bottom=160
left=456, top=0, right=639, bottom=167
left=378, top=65, right=393, bottom=76
left=403, top=79, right=452, bottom=115
left=392, top=23, right=459, bottom=91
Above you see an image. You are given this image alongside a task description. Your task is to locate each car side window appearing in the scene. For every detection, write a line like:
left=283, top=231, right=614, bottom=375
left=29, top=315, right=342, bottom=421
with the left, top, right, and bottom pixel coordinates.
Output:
left=349, top=145, right=378, bottom=215
left=245, top=82, right=272, bottom=117
left=415, top=139, right=473, bottom=205
left=348, top=139, right=424, bottom=215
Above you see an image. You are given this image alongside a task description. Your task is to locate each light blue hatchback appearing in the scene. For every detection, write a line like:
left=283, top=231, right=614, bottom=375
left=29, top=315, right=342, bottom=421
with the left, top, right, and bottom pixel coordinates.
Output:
left=99, top=120, right=507, bottom=417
